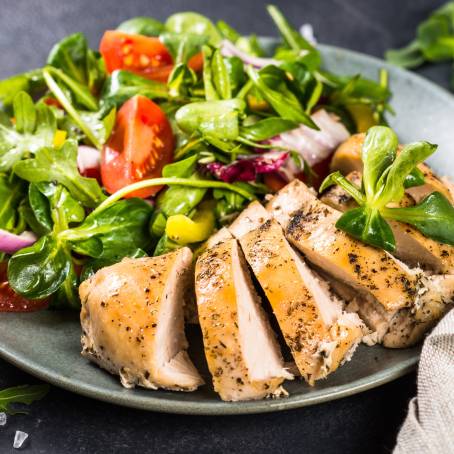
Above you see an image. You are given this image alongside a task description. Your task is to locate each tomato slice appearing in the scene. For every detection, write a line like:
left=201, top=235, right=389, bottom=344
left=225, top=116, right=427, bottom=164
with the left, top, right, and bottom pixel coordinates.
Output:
left=100, top=30, right=204, bottom=83
left=101, top=95, right=174, bottom=198
left=0, top=263, right=48, bottom=312
left=100, top=31, right=173, bottom=82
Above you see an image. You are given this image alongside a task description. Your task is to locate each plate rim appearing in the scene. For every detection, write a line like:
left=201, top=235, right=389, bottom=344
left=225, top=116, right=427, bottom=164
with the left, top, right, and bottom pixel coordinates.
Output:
left=2, top=42, right=451, bottom=415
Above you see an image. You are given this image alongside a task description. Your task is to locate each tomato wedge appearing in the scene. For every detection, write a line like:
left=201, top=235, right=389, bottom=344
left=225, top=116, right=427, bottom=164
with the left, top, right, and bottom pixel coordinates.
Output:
left=100, top=30, right=203, bottom=83
left=0, top=263, right=48, bottom=312
left=101, top=95, right=174, bottom=198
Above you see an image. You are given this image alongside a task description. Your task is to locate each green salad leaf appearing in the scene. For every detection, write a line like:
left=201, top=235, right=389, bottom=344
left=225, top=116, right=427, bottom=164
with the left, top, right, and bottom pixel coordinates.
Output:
left=0, top=384, right=49, bottom=414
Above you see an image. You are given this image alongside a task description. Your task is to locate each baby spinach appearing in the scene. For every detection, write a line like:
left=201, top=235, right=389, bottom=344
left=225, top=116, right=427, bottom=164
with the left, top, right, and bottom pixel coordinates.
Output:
left=8, top=234, right=72, bottom=299
left=0, top=174, right=26, bottom=231
left=47, top=32, right=105, bottom=94
left=101, top=70, right=169, bottom=109
left=320, top=125, right=453, bottom=250
left=247, top=66, right=317, bottom=128
left=202, top=46, right=231, bottom=100
left=165, top=12, right=222, bottom=46
left=117, top=16, right=165, bottom=36
left=0, top=92, right=56, bottom=171
left=13, top=140, right=105, bottom=208
left=0, top=69, right=45, bottom=108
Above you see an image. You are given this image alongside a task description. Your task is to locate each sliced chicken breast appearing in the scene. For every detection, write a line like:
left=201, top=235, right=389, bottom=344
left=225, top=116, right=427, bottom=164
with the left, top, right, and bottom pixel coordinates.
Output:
left=195, top=237, right=292, bottom=401
left=79, top=248, right=203, bottom=391
left=321, top=171, right=454, bottom=274
left=228, top=201, right=364, bottom=384
left=268, top=180, right=422, bottom=312
left=330, top=133, right=453, bottom=203
left=268, top=180, right=454, bottom=347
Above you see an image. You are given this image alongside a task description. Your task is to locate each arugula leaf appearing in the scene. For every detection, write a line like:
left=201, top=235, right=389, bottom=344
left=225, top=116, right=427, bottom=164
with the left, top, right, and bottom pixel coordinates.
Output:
left=117, top=17, right=164, bottom=36
left=42, top=67, right=114, bottom=149
left=0, top=384, right=49, bottom=414
left=13, top=140, right=105, bottom=208
left=202, top=46, right=231, bottom=100
left=0, top=92, right=57, bottom=171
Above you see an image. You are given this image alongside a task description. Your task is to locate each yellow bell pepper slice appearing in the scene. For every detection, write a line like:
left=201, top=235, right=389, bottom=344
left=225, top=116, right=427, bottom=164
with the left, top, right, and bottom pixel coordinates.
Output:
left=347, top=104, right=377, bottom=133
left=53, top=129, right=67, bottom=148
left=166, top=202, right=215, bottom=245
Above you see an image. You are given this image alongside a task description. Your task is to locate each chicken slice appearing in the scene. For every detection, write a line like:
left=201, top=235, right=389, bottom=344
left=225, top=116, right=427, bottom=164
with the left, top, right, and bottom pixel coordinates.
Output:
left=268, top=180, right=422, bottom=312
left=229, top=202, right=364, bottom=384
left=79, top=248, right=203, bottom=391
left=268, top=180, right=454, bottom=347
left=321, top=171, right=454, bottom=274
left=330, top=133, right=453, bottom=203
left=195, top=238, right=292, bottom=401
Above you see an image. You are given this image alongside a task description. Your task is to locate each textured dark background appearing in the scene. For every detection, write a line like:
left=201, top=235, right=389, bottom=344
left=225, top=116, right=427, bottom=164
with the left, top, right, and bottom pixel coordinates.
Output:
left=0, top=0, right=450, bottom=453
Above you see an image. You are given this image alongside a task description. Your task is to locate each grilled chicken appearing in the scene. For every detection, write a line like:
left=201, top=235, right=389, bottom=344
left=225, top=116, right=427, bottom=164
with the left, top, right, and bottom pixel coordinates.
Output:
left=267, top=180, right=454, bottom=347
left=330, top=133, right=453, bottom=203
left=321, top=171, right=454, bottom=274
left=79, top=248, right=203, bottom=391
left=228, top=201, right=364, bottom=384
left=195, top=237, right=292, bottom=401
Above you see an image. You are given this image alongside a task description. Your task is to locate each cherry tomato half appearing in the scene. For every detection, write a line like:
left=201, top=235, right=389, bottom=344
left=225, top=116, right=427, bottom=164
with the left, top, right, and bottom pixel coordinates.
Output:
left=101, top=95, right=174, bottom=198
left=100, top=30, right=204, bottom=83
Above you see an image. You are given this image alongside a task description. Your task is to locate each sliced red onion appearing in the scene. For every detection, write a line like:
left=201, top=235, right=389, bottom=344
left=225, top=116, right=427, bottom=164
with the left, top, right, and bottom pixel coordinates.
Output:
left=0, top=230, right=37, bottom=254
left=220, top=40, right=280, bottom=68
left=266, top=109, right=350, bottom=179
left=205, top=152, right=289, bottom=183
left=77, top=146, right=100, bottom=174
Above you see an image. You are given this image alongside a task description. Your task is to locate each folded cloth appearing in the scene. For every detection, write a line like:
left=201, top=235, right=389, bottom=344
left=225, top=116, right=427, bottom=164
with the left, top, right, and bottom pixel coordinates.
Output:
left=394, top=308, right=454, bottom=454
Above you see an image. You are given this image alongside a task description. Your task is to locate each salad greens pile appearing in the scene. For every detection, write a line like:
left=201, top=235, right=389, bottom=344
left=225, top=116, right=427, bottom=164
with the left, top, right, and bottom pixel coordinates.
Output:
left=0, top=5, right=392, bottom=308
left=320, top=126, right=454, bottom=251
left=386, top=1, right=454, bottom=89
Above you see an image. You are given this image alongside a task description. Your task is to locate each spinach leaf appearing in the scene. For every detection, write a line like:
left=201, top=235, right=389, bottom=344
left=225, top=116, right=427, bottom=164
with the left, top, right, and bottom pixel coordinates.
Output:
left=239, top=117, right=298, bottom=141
left=101, top=68, right=169, bottom=109
left=0, top=384, right=49, bottom=414
left=117, top=17, right=164, bottom=36
left=165, top=12, right=222, bottom=45
left=0, top=92, right=56, bottom=171
left=62, top=198, right=153, bottom=259
left=8, top=234, right=71, bottom=299
left=47, top=32, right=105, bottom=93
left=161, top=32, right=207, bottom=64
left=13, top=140, right=105, bottom=208
left=247, top=66, right=317, bottom=128
left=28, top=183, right=53, bottom=233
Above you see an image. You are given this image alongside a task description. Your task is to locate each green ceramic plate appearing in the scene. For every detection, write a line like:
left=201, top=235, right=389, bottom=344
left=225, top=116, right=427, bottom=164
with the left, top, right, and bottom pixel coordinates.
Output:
left=0, top=43, right=453, bottom=415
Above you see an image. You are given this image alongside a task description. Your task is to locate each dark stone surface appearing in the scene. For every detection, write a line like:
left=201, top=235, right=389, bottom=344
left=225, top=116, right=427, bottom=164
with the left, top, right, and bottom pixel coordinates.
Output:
left=0, top=0, right=448, bottom=452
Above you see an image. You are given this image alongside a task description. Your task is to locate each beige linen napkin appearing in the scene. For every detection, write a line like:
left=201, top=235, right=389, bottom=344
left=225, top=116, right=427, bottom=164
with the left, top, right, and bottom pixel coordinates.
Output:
left=394, top=308, right=454, bottom=454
